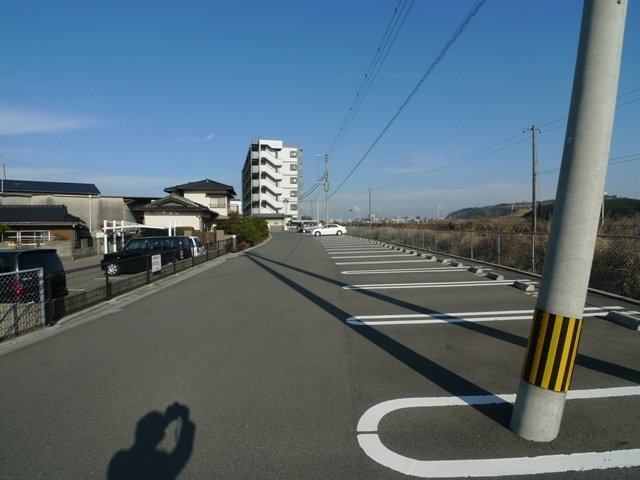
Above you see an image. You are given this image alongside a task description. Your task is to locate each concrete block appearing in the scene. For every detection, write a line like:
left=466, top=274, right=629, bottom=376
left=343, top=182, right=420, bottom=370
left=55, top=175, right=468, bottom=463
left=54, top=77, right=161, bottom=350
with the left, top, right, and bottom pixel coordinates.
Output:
left=606, top=311, right=640, bottom=331
left=514, top=281, right=535, bottom=292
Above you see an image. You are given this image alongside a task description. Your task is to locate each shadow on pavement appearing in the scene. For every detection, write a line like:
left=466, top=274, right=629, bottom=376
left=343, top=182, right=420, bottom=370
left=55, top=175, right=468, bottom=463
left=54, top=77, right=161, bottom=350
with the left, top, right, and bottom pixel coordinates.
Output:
left=107, top=402, right=195, bottom=480
left=245, top=248, right=640, bottom=430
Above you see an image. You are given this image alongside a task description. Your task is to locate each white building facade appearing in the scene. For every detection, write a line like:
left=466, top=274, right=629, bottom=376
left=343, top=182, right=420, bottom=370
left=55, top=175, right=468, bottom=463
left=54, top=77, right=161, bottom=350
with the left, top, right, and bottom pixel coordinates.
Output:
left=241, top=139, right=302, bottom=221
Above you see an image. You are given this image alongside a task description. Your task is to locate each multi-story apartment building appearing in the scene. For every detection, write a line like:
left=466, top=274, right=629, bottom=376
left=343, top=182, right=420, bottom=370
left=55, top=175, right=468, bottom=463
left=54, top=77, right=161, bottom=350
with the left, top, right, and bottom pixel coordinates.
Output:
left=241, top=139, right=302, bottom=220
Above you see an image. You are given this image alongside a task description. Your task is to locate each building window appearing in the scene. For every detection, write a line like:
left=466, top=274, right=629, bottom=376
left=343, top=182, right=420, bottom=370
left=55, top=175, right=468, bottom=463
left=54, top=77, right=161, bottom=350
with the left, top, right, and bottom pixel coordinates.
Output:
left=290, top=191, right=297, bottom=197
left=290, top=164, right=298, bottom=171
left=291, top=204, right=298, bottom=211
left=290, top=151, right=297, bottom=158
left=290, top=178, right=297, bottom=184
left=209, top=197, right=227, bottom=208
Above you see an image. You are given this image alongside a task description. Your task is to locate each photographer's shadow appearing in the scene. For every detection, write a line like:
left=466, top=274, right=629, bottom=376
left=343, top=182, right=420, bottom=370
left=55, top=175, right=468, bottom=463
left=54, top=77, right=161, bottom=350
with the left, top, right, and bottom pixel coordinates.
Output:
left=108, top=402, right=196, bottom=480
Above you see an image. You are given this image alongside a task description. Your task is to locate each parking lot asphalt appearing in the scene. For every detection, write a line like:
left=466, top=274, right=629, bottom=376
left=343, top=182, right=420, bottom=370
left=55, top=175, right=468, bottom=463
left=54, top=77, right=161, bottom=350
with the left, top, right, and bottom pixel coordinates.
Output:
left=0, top=232, right=638, bottom=479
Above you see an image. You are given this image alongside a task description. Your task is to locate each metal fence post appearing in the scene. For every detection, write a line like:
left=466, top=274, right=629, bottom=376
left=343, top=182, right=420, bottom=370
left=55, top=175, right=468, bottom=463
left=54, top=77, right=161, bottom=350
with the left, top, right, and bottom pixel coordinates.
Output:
left=471, top=230, right=475, bottom=260
left=45, top=273, right=54, bottom=325
left=105, top=270, right=112, bottom=300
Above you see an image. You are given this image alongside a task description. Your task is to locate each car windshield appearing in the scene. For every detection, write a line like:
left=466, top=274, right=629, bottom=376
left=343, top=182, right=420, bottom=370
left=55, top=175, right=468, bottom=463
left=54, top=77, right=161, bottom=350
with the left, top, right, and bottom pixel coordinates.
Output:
left=124, top=239, right=147, bottom=252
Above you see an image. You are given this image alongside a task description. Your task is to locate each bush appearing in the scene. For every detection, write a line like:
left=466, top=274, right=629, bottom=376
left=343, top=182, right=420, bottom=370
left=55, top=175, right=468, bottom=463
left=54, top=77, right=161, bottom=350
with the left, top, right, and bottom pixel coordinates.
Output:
left=220, top=213, right=269, bottom=246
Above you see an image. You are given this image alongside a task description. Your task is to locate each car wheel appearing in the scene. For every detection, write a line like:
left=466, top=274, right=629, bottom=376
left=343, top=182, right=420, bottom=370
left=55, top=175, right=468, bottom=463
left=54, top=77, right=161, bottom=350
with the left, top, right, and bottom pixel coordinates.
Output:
left=336, top=230, right=343, bottom=236
left=106, top=263, right=121, bottom=276
left=314, top=231, right=321, bottom=236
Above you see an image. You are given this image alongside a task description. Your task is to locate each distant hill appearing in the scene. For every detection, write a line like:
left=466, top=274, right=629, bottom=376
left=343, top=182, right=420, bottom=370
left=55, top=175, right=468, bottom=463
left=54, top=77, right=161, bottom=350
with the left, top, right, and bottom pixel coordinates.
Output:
left=448, top=197, right=640, bottom=221
left=448, top=202, right=537, bottom=220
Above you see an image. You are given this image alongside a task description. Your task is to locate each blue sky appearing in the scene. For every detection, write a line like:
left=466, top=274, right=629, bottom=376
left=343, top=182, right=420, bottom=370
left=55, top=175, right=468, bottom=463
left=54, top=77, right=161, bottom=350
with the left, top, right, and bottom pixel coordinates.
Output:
left=1, top=0, right=639, bottom=219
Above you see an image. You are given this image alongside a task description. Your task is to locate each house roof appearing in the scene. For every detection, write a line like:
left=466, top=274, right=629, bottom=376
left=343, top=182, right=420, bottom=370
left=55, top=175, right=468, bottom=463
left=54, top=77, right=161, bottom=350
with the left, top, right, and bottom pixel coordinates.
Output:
left=136, top=194, right=216, bottom=218
left=1, top=179, right=101, bottom=196
left=0, top=205, right=85, bottom=226
left=164, top=179, right=236, bottom=197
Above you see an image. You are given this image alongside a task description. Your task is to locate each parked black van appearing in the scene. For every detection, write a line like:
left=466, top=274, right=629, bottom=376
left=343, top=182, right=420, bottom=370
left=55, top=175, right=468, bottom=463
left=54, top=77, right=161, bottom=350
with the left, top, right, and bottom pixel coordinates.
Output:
left=100, top=236, right=192, bottom=276
left=0, top=249, right=68, bottom=323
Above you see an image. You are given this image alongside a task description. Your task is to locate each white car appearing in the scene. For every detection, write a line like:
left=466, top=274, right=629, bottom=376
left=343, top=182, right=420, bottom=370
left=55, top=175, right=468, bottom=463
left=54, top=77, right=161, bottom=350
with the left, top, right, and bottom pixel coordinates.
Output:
left=189, top=236, right=206, bottom=256
left=309, top=223, right=347, bottom=236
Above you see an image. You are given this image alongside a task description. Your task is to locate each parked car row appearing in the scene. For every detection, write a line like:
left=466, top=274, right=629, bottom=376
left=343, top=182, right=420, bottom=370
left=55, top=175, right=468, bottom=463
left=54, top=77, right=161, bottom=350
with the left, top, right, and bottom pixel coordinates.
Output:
left=100, top=235, right=197, bottom=276
left=287, top=221, right=347, bottom=236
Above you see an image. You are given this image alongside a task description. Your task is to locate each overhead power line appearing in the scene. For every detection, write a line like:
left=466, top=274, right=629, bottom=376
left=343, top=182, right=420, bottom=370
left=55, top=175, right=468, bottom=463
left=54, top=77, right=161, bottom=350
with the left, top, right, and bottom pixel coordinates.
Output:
left=373, top=86, right=640, bottom=191
left=327, top=0, right=415, bottom=156
left=330, top=0, right=487, bottom=199
left=303, top=1, right=415, bottom=202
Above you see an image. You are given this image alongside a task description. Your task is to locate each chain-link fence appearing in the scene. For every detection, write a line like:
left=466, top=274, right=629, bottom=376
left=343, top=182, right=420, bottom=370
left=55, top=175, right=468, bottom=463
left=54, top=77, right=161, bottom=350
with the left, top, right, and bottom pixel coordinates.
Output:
left=349, top=225, right=640, bottom=301
left=0, top=268, right=46, bottom=341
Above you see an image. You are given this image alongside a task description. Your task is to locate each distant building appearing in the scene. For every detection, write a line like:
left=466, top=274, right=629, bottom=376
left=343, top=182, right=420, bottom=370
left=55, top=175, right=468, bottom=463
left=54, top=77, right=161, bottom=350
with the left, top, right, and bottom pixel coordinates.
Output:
left=0, top=204, right=88, bottom=246
left=241, top=139, right=302, bottom=227
left=0, top=179, right=137, bottom=242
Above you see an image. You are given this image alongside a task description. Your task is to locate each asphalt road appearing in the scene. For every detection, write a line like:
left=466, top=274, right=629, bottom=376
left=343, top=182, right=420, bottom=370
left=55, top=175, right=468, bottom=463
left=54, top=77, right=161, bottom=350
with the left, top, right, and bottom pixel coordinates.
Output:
left=0, top=232, right=638, bottom=479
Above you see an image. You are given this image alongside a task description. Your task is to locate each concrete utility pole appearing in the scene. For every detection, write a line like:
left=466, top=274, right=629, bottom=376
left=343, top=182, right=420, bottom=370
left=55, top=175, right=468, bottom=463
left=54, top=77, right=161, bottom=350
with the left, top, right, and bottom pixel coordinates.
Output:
left=511, top=0, right=627, bottom=442
left=524, top=125, right=541, bottom=272
left=323, top=154, right=329, bottom=223
left=368, top=187, right=372, bottom=226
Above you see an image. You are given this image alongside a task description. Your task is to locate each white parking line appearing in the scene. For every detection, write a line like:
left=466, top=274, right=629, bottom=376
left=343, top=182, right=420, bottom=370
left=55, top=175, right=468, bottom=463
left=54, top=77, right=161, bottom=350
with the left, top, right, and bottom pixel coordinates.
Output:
left=332, top=254, right=417, bottom=259
left=357, top=386, right=640, bottom=478
left=336, top=259, right=438, bottom=265
left=341, top=267, right=466, bottom=275
left=346, top=306, right=625, bottom=326
left=344, top=280, right=528, bottom=290
left=327, top=250, right=397, bottom=255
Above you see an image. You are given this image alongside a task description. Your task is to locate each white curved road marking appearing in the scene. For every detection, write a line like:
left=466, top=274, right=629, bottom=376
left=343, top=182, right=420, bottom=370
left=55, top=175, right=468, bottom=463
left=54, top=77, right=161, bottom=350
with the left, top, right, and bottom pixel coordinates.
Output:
left=357, top=386, right=640, bottom=477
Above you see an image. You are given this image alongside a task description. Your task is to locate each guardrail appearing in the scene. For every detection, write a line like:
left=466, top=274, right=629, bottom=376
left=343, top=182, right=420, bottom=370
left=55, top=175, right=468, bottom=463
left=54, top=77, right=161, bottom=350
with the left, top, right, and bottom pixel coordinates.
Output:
left=348, top=225, right=640, bottom=302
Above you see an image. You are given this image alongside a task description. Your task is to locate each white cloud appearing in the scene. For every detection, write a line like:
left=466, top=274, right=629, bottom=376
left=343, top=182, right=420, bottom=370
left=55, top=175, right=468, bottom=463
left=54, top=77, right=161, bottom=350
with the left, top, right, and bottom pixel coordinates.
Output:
left=0, top=106, right=101, bottom=135
left=172, top=132, right=216, bottom=143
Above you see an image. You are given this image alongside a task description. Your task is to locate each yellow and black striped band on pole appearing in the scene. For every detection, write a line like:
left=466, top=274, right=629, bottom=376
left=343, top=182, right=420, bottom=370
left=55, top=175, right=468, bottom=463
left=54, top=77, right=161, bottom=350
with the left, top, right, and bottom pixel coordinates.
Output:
left=521, top=308, right=583, bottom=392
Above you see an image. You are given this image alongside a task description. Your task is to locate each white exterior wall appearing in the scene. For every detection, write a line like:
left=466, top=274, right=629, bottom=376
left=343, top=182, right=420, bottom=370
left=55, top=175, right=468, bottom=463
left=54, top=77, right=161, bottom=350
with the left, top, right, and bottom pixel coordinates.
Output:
left=143, top=213, right=203, bottom=231
left=183, top=192, right=228, bottom=217
left=243, top=139, right=301, bottom=218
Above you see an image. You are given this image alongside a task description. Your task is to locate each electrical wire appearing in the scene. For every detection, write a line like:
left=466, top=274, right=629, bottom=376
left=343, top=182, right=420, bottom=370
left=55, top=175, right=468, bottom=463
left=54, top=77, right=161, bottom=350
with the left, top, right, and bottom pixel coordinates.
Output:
left=302, top=1, right=415, bottom=202
left=327, top=0, right=415, bottom=156
left=330, top=0, right=487, bottom=199
left=371, top=87, right=640, bottom=191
